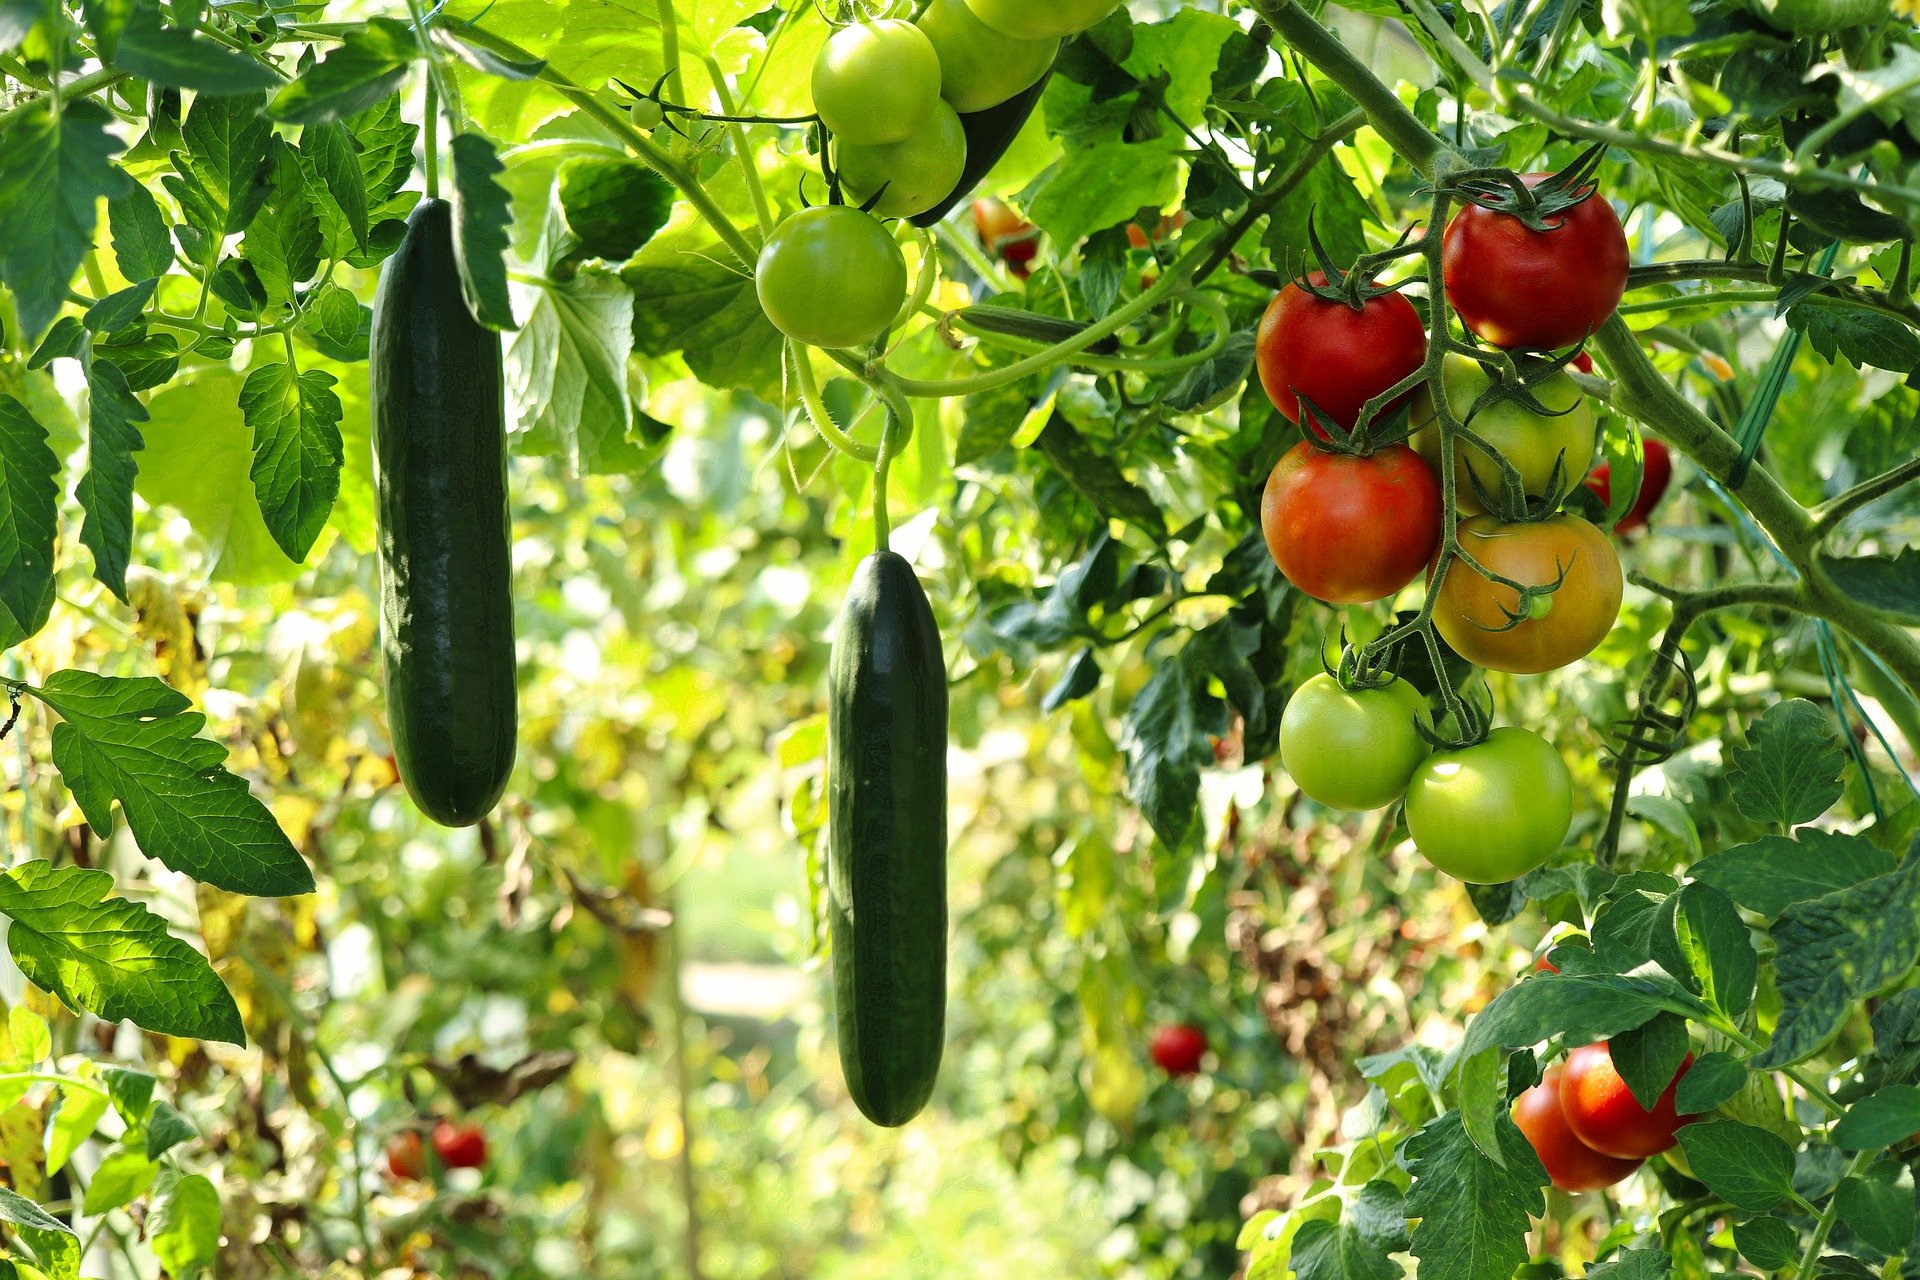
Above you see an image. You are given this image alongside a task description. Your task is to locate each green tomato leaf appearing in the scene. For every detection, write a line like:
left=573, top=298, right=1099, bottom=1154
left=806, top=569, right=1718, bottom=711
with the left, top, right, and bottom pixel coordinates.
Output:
left=238, top=360, right=343, bottom=562
left=1609, top=1012, right=1692, bottom=1111
left=0, top=98, right=131, bottom=339
left=1832, top=1086, right=1920, bottom=1150
left=1689, top=829, right=1894, bottom=920
left=1586, top=1250, right=1673, bottom=1280
left=0, top=1185, right=73, bottom=1235
left=76, top=356, right=147, bottom=601
left=27, top=316, right=86, bottom=368
left=113, top=7, right=281, bottom=94
left=101, top=1067, right=155, bottom=1125
left=146, top=1100, right=198, bottom=1160
left=1791, top=304, right=1920, bottom=378
left=107, top=183, right=173, bottom=281
left=1658, top=881, right=1757, bottom=1019
left=450, top=132, right=517, bottom=330
left=1121, top=653, right=1210, bottom=850
left=1726, top=698, right=1847, bottom=828
left=0, top=396, right=60, bottom=652
left=558, top=156, right=675, bottom=263
left=1817, top=548, right=1920, bottom=624
left=242, top=139, right=322, bottom=306
left=1460, top=968, right=1707, bottom=1061
left=163, top=91, right=273, bottom=261
left=269, top=17, right=419, bottom=126
left=1289, top=1180, right=1408, bottom=1280
left=1759, top=843, right=1920, bottom=1068
left=30, top=668, right=314, bottom=897
left=624, top=245, right=782, bottom=399
left=1034, top=416, right=1164, bottom=535
left=149, top=1173, right=221, bottom=1277
left=1403, top=1111, right=1544, bottom=1280
left=0, top=861, right=244, bottom=1043
left=298, top=121, right=370, bottom=253
left=1674, top=1051, right=1746, bottom=1115
left=1731, top=1217, right=1799, bottom=1271
left=1674, top=1120, right=1797, bottom=1212
left=47, top=1075, right=110, bottom=1176
left=1835, top=1160, right=1916, bottom=1253
left=82, top=279, right=155, bottom=333
left=81, top=1148, right=156, bottom=1216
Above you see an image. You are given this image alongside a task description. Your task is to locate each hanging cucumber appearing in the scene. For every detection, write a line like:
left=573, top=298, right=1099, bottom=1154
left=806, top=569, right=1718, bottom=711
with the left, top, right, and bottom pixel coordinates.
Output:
left=370, top=198, right=517, bottom=827
left=828, top=549, right=949, bottom=1126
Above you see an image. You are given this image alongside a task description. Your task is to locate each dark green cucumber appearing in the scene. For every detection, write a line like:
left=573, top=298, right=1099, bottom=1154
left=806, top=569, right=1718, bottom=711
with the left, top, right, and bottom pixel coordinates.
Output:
left=911, top=70, right=1053, bottom=228
left=369, top=198, right=517, bottom=828
left=828, top=551, right=948, bottom=1126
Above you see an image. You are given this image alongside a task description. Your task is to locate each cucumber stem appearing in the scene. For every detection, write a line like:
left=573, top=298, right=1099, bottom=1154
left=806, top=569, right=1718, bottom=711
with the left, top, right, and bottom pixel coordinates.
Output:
left=423, top=75, right=440, bottom=201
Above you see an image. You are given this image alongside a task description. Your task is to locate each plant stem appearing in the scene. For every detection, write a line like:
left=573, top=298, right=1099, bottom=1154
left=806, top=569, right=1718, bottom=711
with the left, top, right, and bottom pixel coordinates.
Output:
left=0, top=68, right=127, bottom=128
left=664, top=906, right=705, bottom=1280
left=1798, top=1151, right=1875, bottom=1278
left=1809, top=455, right=1920, bottom=539
left=423, top=75, right=440, bottom=201
left=1627, top=259, right=1920, bottom=330
left=1192, top=107, right=1366, bottom=283
left=700, top=53, right=773, bottom=237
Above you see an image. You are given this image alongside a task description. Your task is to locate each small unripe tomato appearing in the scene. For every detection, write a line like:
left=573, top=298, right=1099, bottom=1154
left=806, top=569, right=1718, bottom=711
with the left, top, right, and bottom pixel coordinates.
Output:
left=629, top=99, right=665, bottom=130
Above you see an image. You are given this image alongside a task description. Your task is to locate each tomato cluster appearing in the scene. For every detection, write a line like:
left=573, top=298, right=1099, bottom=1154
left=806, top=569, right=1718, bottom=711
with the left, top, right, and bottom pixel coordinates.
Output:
left=1513, top=1042, right=1694, bottom=1191
left=384, top=1118, right=489, bottom=1184
left=1257, top=164, right=1643, bottom=887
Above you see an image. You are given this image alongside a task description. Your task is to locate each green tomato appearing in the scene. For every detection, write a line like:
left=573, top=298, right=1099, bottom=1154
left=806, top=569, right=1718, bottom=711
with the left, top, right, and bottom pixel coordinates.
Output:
left=1404, top=727, right=1572, bottom=884
left=811, top=20, right=942, bottom=147
left=755, top=206, right=908, bottom=350
left=915, top=0, right=1059, bottom=114
left=836, top=99, right=967, bottom=220
left=629, top=99, right=664, bottom=130
left=1413, top=352, right=1595, bottom=514
left=962, top=0, right=1120, bottom=40
left=1277, top=674, right=1429, bottom=811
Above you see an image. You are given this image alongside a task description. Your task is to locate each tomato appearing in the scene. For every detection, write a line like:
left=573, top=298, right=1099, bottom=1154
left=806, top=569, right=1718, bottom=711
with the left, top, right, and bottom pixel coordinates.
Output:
left=917, top=0, right=1058, bottom=114
left=756, top=207, right=908, bottom=350
left=964, top=0, right=1119, bottom=41
left=836, top=98, right=967, bottom=219
left=386, top=1130, right=426, bottom=1181
left=1404, top=727, right=1572, bottom=883
left=1513, top=1065, right=1644, bottom=1192
left=811, top=20, right=942, bottom=147
left=973, top=198, right=1039, bottom=277
left=1255, top=276, right=1427, bottom=433
left=1584, top=438, right=1673, bottom=533
left=1534, top=954, right=1558, bottom=974
left=1150, top=1024, right=1208, bottom=1077
left=1432, top=514, right=1622, bottom=674
left=1571, top=352, right=1594, bottom=374
left=432, top=1119, right=488, bottom=1170
left=629, top=99, right=664, bottom=131
left=1126, top=210, right=1187, bottom=250
left=1260, top=442, right=1442, bottom=605
left=1561, top=1043, right=1696, bottom=1159
left=1442, top=175, right=1629, bottom=351
left=1279, top=674, right=1430, bottom=810
left=1413, top=354, right=1596, bottom=514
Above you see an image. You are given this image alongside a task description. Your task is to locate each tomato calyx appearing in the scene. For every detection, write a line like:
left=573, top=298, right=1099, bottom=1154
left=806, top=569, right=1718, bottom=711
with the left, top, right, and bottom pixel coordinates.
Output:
left=613, top=74, right=820, bottom=134
left=1439, top=142, right=1608, bottom=234
left=1296, top=392, right=1417, bottom=458
left=1447, top=349, right=1592, bottom=514
left=1291, top=215, right=1424, bottom=311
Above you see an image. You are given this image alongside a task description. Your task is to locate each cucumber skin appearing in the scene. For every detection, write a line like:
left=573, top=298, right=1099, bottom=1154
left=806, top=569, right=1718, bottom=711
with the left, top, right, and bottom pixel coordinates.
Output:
left=370, top=198, right=517, bottom=828
left=828, top=551, right=949, bottom=1127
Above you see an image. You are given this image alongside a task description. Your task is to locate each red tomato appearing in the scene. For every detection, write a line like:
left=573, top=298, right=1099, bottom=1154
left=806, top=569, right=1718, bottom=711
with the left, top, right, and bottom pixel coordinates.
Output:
left=1126, top=210, right=1187, bottom=249
left=1255, top=275, right=1428, bottom=433
left=1560, top=1043, right=1695, bottom=1159
left=1514, top=1065, right=1644, bottom=1192
left=432, top=1119, right=489, bottom=1170
left=1584, top=438, right=1673, bottom=533
left=1533, top=955, right=1559, bottom=974
left=1150, top=1024, right=1208, bottom=1077
left=1571, top=352, right=1594, bottom=374
left=1442, top=176, right=1629, bottom=351
left=386, top=1130, right=426, bottom=1181
left=972, top=198, right=1038, bottom=278
left=1261, top=442, right=1443, bottom=605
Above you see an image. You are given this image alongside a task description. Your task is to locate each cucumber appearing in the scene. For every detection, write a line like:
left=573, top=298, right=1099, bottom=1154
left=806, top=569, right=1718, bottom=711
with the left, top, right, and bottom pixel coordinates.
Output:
left=369, top=198, right=517, bottom=828
left=828, top=551, right=948, bottom=1126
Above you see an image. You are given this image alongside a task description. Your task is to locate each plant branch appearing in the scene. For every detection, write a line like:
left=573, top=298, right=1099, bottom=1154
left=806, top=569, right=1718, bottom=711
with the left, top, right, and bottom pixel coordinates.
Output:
left=1628, top=260, right=1920, bottom=330
left=1193, top=107, right=1366, bottom=283
left=1809, top=455, right=1920, bottom=540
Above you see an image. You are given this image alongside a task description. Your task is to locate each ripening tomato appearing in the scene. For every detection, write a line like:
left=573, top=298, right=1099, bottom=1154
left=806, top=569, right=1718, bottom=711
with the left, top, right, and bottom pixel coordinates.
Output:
left=965, top=0, right=1119, bottom=39
left=433, top=1119, right=488, bottom=1170
left=1432, top=514, right=1623, bottom=674
left=1126, top=210, right=1187, bottom=249
left=1150, top=1024, right=1208, bottom=1077
left=1261, top=442, right=1443, bottom=605
left=757, top=207, right=908, bottom=350
left=837, top=98, right=968, bottom=219
left=1412, top=354, right=1596, bottom=514
left=972, top=198, right=1039, bottom=277
left=1514, top=1065, right=1644, bottom=1192
left=386, top=1130, right=426, bottom=1181
left=918, top=0, right=1058, bottom=114
left=1279, top=674, right=1430, bottom=810
left=1443, top=176, right=1629, bottom=351
left=1585, top=438, right=1674, bottom=533
left=1256, top=276, right=1428, bottom=433
left=1404, top=727, right=1572, bottom=883
left=1561, top=1043, right=1696, bottom=1159
left=811, top=21, right=942, bottom=147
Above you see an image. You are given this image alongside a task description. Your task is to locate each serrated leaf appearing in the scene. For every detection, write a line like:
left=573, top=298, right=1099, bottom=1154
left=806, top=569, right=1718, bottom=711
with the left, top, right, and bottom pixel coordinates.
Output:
left=1587, top=1250, right=1672, bottom=1280
left=508, top=268, right=632, bottom=471
left=1290, top=1181, right=1408, bottom=1280
left=299, top=121, right=369, bottom=252
left=101, top=1067, right=154, bottom=1125
left=96, top=326, right=179, bottom=391
left=296, top=280, right=369, bottom=362
left=450, top=133, right=516, bottom=330
left=269, top=17, right=418, bottom=126
left=1675, top=1051, right=1745, bottom=1114
left=1832, top=1086, right=1920, bottom=1150
left=77, top=357, right=146, bottom=600
left=81, top=1148, right=155, bottom=1215
left=1611, top=1012, right=1692, bottom=1111
left=114, top=7, right=281, bottom=93
left=30, top=669, right=313, bottom=897
left=0, top=99, right=131, bottom=339
left=1460, top=969, right=1708, bottom=1062
left=1035, top=416, right=1164, bottom=535
left=82, top=279, right=155, bottom=333
left=1660, top=881, right=1757, bottom=1018
left=145, top=1100, right=196, bottom=1159
left=27, top=316, right=85, bottom=368
left=1835, top=1160, right=1916, bottom=1252
left=149, top=1174, right=220, bottom=1276
left=164, top=91, right=272, bottom=257
left=1759, top=845, right=1920, bottom=1068
left=1043, top=649, right=1101, bottom=713
left=0, top=861, right=244, bottom=1043
left=1726, top=698, right=1846, bottom=828
left=1121, top=654, right=1210, bottom=850
left=558, top=156, right=675, bottom=263
left=0, top=1186, right=73, bottom=1236
left=107, top=183, right=172, bottom=281
left=1403, top=1112, right=1544, bottom=1280
left=1819, top=549, right=1920, bottom=623
left=1675, top=1120, right=1796, bottom=1211
left=1791, top=303, right=1920, bottom=377
left=1164, top=329, right=1255, bottom=414
left=1690, top=829, right=1894, bottom=920
left=242, top=139, right=321, bottom=306
left=0, top=397, right=60, bottom=651
left=238, top=361, right=342, bottom=561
